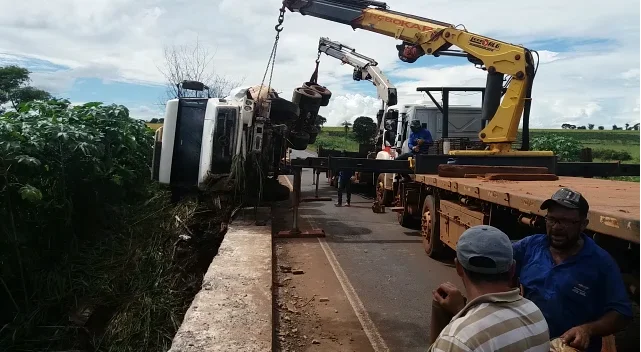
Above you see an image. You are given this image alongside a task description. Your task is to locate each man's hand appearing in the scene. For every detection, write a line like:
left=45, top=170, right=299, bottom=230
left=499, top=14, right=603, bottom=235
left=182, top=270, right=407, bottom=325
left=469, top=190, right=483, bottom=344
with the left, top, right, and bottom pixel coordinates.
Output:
left=417, top=138, right=424, bottom=145
left=412, top=146, right=420, bottom=152
left=432, top=282, right=466, bottom=316
left=561, top=325, right=591, bottom=350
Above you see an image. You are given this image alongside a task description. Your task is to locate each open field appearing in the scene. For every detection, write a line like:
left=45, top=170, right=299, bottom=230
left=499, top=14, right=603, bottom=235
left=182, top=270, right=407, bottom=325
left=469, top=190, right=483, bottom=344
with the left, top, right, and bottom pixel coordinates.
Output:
left=311, top=127, right=640, bottom=163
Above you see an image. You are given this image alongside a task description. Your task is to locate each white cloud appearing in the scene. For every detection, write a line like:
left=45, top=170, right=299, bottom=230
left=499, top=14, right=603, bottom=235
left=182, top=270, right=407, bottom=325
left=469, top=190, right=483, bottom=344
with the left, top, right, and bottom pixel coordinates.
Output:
left=0, top=0, right=638, bottom=128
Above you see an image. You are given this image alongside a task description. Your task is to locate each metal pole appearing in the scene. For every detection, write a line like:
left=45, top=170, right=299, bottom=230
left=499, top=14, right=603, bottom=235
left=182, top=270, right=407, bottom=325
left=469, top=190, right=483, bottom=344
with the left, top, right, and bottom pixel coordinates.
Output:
left=292, top=168, right=301, bottom=233
left=442, top=90, right=449, bottom=138
left=315, top=170, right=320, bottom=198
left=312, top=168, right=316, bottom=185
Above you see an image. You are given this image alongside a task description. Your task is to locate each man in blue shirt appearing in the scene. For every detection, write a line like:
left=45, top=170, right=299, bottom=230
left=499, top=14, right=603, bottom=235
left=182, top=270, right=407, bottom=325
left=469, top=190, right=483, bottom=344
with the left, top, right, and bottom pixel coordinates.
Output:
left=396, top=120, right=433, bottom=180
left=335, top=169, right=353, bottom=207
left=513, top=188, right=632, bottom=352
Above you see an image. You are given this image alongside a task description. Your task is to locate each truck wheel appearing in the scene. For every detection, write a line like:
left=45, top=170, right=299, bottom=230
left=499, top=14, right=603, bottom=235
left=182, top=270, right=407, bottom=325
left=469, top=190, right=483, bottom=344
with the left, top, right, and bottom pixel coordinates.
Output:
left=421, top=195, right=443, bottom=258
left=303, top=82, right=332, bottom=106
left=292, top=87, right=322, bottom=111
left=288, top=131, right=310, bottom=151
left=376, top=174, right=393, bottom=206
left=270, top=98, right=299, bottom=119
left=397, top=209, right=415, bottom=228
left=304, top=125, right=319, bottom=144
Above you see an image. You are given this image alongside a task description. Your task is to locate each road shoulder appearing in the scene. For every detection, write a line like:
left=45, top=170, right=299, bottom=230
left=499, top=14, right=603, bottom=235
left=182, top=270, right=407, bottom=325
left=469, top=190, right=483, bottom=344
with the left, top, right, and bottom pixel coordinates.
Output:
left=273, top=176, right=374, bottom=352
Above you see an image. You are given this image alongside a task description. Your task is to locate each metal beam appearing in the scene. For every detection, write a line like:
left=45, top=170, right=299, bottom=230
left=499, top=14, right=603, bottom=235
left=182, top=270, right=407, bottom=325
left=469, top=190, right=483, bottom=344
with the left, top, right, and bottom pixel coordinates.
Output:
left=425, top=92, right=443, bottom=114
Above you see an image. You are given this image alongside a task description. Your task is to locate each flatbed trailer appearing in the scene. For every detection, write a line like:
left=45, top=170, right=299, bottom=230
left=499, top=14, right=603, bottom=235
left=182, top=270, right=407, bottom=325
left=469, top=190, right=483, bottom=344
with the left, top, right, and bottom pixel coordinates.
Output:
left=397, top=174, right=640, bottom=303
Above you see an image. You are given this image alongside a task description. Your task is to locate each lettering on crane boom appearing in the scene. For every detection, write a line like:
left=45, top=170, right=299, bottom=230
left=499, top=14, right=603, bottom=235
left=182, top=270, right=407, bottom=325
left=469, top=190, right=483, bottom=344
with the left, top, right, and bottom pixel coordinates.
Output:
left=364, top=13, right=434, bottom=32
left=468, top=36, right=501, bottom=51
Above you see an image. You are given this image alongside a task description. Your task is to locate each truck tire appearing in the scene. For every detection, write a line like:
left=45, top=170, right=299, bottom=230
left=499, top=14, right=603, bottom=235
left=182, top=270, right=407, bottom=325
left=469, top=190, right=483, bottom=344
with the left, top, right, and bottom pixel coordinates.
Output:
left=303, top=82, right=332, bottom=106
left=270, top=97, right=299, bottom=123
left=304, top=125, right=319, bottom=144
left=292, top=87, right=322, bottom=111
left=397, top=208, right=415, bottom=228
left=421, top=195, right=444, bottom=258
left=376, top=174, right=393, bottom=206
left=288, top=131, right=310, bottom=151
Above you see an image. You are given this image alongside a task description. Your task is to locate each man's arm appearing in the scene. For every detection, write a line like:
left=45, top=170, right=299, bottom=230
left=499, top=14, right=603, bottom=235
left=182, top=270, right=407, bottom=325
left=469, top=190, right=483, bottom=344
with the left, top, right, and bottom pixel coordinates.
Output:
left=561, top=255, right=633, bottom=349
left=408, top=132, right=416, bottom=150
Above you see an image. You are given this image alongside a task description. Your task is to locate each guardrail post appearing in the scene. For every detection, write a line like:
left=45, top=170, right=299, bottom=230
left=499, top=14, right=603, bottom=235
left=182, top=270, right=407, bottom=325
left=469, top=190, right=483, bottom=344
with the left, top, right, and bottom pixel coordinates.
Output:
left=276, top=167, right=325, bottom=238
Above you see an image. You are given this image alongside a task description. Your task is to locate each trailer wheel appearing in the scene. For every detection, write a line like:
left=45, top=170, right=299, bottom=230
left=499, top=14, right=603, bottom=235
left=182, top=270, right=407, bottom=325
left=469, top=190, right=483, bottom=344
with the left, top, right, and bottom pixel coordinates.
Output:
left=303, top=82, right=332, bottom=106
left=305, top=125, right=320, bottom=144
left=288, top=131, right=310, bottom=151
left=421, top=195, right=443, bottom=258
left=292, top=87, right=322, bottom=111
left=376, top=174, right=393, bottom=206
left=270, top=97, right=300, bottom=117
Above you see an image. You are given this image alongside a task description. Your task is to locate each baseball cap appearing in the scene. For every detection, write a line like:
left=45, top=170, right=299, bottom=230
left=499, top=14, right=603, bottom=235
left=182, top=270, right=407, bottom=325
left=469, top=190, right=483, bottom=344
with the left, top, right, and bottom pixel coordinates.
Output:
left=456, top=225, right=514, bottom=275
left=540, top=188, right=589, bottom=215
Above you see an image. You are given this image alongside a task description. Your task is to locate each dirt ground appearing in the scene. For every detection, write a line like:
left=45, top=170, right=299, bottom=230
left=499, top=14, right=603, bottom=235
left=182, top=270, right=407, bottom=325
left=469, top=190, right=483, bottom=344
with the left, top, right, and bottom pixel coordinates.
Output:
left=271, top=195, right=374, bottom=352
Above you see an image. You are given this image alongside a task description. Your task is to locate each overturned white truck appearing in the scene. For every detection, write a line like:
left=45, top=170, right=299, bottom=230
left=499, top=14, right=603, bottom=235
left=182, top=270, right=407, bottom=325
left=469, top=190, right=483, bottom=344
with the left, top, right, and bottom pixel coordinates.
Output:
left=151, top=80, right=331, bottom=196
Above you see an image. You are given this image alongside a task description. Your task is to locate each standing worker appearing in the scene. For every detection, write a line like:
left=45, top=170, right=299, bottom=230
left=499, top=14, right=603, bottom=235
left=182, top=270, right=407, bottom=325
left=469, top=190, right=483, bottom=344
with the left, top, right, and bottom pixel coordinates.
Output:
left=396, top=120, right=433, bottom=180
left=335, top=169, right=353, bottom=207
left=513, top=188, right=633, bottom=352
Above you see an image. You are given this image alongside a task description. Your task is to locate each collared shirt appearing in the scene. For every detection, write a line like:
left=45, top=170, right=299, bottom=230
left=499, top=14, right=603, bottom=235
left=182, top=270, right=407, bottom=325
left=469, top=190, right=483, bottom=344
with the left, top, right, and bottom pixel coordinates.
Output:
left=428, top=289, right=550, bottom=352
left=408, top=129, right=433, bottom=154
left=513, top=234, right=633, bottom=352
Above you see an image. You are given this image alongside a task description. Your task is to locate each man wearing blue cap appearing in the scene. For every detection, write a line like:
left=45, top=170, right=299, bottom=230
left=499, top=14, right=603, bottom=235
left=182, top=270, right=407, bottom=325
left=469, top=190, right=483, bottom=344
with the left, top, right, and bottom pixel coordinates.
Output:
left=513, top=188, right=632, bottom=352
left=428, top=225, right=550, bottom=352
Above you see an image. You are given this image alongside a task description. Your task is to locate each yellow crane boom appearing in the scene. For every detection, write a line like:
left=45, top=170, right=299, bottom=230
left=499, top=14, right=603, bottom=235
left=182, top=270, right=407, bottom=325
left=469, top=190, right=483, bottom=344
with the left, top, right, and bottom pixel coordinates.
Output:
left=282, top=0, right=549, bottom=156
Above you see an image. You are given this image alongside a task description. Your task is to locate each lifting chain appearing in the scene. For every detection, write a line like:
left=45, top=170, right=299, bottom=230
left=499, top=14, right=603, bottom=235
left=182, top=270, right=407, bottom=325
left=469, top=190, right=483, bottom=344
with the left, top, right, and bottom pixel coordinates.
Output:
left=309, top=49, right=322, bottom=84
left=258, top=2, right=287, bottom=104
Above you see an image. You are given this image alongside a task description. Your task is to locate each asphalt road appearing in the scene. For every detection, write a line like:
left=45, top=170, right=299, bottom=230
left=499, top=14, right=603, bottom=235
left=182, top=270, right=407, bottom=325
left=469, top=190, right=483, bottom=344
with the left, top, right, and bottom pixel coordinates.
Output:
left=293, top=168, right=462, bottom=352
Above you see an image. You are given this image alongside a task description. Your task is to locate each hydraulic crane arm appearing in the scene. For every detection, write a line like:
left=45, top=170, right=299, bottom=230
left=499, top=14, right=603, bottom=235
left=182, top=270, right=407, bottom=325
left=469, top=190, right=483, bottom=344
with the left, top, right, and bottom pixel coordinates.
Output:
left=283, top=0, right=544, bottom=154
left=318, top=37, right=398, bottom=108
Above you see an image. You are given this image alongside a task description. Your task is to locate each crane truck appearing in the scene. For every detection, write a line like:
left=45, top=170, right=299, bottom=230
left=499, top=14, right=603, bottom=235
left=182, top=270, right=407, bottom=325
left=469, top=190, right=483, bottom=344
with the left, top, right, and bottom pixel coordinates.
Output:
left=280, top=2, right=640, bottom=347
left=315, top=37, right=484, bottom=190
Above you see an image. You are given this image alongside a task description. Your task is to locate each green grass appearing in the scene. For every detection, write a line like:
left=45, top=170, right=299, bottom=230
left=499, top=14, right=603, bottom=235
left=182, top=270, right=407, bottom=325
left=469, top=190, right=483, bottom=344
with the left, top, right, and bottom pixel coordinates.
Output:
left=310, top=128, right=359, bottom=153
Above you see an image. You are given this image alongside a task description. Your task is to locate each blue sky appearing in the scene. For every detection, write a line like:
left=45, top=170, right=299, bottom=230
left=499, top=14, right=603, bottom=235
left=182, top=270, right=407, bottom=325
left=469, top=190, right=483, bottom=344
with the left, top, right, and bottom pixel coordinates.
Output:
left=0, top=0, right=638, bottom=127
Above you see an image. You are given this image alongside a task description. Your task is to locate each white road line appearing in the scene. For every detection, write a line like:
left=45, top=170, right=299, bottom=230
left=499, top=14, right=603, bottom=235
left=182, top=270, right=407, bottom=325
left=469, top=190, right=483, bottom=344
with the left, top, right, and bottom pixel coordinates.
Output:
left=304, top=217, right=390, bottom=352
left=280, top=174, right=389, bottom=351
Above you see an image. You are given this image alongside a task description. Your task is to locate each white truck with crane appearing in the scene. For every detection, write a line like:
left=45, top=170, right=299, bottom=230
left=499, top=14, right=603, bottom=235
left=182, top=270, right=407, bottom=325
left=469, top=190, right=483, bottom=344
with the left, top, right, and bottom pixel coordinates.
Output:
left=314, top=37, right=484, bottom=191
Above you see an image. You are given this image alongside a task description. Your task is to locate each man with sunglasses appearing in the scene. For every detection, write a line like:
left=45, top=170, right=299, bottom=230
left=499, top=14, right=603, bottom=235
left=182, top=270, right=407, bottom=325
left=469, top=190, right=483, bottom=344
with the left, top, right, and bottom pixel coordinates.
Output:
left=513, top=188, right=633, bottom=352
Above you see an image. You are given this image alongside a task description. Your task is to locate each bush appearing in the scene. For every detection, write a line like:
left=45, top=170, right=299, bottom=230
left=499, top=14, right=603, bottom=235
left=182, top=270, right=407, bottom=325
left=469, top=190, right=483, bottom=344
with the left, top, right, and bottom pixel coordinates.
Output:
left=530, top=134, right=583, bottom=161
left=592, top=149, right=633, bottom=161
left=0, top=99, right=156, bottom=350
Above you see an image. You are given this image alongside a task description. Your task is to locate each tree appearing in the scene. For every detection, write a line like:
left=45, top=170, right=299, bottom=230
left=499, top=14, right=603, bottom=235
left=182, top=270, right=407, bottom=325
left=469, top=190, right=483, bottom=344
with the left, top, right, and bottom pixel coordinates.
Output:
left=149, top=118, right=159, bottom=123
left=577, top=126, right=586, bottom=130
left=352, top=116, right=377, bottom=144
left=598, top=126, right=605, bottom=130
left=634, top=123, right=640, bottom=131
left=157, top=38, right=245, bottom=101
left=561, top=123, right=571, bottom=129
left=588, top=124, right=595, bottom=130
left=612, top=125, right=619, bottom=130
left=341, top=119, right=352, bottom=134
left=0, top=65, right=52, bottom=110
left=315, top=115, right=327, bottom=127
left=625, top=123, right=630, bottom=130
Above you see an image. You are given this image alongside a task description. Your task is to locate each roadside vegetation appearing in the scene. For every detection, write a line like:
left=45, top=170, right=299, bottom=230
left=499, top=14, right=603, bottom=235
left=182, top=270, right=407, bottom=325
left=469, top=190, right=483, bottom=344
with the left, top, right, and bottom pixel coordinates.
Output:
left=0, top=53, right=256, bottom=351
